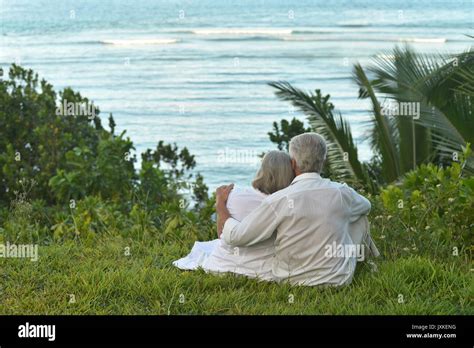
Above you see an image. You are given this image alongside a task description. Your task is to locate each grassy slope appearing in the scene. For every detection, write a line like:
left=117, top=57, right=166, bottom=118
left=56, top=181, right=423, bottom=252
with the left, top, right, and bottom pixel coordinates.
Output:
left=0, top=234, right=472, bottom=315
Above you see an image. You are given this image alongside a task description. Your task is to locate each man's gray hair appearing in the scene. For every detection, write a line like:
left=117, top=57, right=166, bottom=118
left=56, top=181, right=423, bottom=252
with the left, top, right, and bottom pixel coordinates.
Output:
left=289, top=133, right=327, bottom=173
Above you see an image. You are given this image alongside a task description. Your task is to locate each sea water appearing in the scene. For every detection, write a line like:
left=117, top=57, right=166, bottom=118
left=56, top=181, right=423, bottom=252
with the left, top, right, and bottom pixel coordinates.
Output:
left=1, top=0, right=472, bottom=190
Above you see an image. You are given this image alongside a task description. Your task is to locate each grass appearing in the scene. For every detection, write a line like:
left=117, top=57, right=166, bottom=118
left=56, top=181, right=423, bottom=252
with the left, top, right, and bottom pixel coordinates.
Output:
left=0, top=234, right=472, bottom=315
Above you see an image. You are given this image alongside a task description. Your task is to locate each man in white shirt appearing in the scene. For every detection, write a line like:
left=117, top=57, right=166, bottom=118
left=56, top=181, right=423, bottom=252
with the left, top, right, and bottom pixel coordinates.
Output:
left=216, top=132, right=372, bottom=286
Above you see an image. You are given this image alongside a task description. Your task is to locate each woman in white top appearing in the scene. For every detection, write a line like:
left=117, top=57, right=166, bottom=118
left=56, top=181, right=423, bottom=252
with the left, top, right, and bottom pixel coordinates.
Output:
left=173, top=150, right=295, bottom=281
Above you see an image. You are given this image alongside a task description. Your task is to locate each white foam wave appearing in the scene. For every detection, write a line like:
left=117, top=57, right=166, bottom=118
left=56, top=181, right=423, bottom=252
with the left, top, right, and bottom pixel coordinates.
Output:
left=101, top=39, right=179, bottom=46
left=399, top=38, right=446, bottom=43
left=337, top=21, right=371, bottom=27
left=283, top=36, right=448, bottom=44
left=192, top=28, right=292, bottom=36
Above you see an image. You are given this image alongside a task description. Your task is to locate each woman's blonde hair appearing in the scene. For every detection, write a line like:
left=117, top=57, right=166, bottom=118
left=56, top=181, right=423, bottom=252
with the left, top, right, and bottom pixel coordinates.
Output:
left=252, top=150, right=295, bottom=195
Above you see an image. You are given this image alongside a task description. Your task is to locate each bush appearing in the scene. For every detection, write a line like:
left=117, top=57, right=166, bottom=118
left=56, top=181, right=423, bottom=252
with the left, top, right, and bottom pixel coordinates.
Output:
left=370, top=150, right=474, bottom=259
left=0, top=65, right=212, bottom=243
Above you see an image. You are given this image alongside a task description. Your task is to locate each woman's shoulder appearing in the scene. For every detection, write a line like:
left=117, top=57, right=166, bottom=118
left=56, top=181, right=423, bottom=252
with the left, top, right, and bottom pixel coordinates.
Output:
left=229, top=186, right=266, bottom=200
left=227, top=186, right=267, bottom=221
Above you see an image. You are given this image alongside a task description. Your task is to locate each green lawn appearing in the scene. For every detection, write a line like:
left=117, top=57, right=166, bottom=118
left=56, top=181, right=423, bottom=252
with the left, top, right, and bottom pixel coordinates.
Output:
left=0, top=234, right=472, bottom=315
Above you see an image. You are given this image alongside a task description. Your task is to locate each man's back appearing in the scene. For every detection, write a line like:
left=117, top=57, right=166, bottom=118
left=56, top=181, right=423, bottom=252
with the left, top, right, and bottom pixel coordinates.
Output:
left=221, top=173, right=371, bottom=286
left=267, top=173, right=370, bottom=286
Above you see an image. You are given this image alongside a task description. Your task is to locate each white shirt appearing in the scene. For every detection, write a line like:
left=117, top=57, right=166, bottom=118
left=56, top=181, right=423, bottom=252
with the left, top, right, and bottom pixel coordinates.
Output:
left=202, top=187, right=275, bottom=281
left=221, top=173, right=371, bottom=286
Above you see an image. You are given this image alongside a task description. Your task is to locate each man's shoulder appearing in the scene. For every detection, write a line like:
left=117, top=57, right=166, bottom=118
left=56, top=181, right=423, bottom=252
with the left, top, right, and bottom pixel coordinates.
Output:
left=265, top=179, right=352, bottom=201
left=262, top=185, right=293, bottom=204
left=323, top=180, right=358, bottom=200
left=326, top=179, right=350, bottom=190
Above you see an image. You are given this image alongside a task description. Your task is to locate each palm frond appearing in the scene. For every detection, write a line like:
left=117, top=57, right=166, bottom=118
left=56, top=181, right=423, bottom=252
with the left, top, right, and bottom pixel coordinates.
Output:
left=352, top=64, right=401, bottom=182
left=268, top=81, right=369, bottom=187
left=364, top=46, right=474, bottom=172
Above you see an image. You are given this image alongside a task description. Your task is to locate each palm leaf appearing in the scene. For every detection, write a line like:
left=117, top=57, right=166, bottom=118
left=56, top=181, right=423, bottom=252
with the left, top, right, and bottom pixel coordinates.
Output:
left=364, top=46, right=474, bottom=171
left=268, top=81, right=370, bottom=187
left=352, top=64, right=401, bottom=182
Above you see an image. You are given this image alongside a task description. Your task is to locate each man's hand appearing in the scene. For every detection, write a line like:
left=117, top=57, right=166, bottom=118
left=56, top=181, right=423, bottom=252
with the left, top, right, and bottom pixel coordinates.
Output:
left=216, top=184, right=234, bottom=208
left=215, top=184, right=234, bottom=237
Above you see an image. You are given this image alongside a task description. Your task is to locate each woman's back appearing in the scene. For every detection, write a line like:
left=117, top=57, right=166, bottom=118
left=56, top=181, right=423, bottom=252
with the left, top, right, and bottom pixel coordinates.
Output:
left=174, top=150, right=294, bottom=281
left=226, top=186, right=266, bottom=221
left=202, top=186, right=276, bottom=281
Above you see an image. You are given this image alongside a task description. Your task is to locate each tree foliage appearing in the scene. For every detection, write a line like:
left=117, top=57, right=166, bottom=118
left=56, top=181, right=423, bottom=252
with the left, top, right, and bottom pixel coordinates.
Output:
left=0, top=65, right=209, bottom=237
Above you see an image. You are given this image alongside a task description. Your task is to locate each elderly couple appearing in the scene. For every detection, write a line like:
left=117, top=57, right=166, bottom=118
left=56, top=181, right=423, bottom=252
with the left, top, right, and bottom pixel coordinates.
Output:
left=173, top=132, right=379, bottom=286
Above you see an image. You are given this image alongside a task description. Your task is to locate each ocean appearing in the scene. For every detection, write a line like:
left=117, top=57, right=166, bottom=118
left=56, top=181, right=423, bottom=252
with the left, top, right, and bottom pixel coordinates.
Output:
left=1, top=0, right=472, bottom=190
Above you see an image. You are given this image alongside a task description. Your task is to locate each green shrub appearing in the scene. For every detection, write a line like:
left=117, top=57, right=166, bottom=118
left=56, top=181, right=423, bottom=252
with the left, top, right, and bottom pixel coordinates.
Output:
left=0, top=64, right=212, bottom=243
left=370, top=149, right=474, bottom=259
